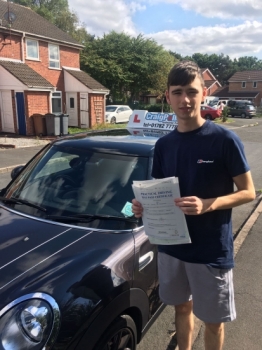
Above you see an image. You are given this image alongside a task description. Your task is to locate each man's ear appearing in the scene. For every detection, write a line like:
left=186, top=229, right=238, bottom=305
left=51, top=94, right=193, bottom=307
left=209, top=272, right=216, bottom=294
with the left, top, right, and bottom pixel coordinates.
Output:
left=165, top=90, right=170, bottom=104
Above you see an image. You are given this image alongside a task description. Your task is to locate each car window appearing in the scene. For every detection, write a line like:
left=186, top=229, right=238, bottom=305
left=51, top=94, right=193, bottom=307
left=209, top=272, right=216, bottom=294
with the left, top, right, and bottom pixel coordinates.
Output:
left=106, top=106, right=117, bottom=112
left=118, top=107, right=124, bottom=112
left=4, top=145, right=148, bottom=226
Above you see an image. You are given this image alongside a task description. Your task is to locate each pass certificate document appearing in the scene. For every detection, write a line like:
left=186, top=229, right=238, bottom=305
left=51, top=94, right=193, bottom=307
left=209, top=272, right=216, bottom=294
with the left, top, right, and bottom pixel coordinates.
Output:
left=132, top=177, right=191, bottom=245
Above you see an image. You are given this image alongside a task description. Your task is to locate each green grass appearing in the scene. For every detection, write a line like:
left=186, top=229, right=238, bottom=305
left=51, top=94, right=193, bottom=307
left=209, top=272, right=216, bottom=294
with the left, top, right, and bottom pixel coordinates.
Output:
left=68, top=122, right=127, bottom=134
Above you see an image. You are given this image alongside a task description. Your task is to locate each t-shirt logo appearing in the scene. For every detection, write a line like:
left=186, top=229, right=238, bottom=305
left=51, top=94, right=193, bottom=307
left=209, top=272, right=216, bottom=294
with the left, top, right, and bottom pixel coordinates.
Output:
left=197, top=159, right=214, bottom=164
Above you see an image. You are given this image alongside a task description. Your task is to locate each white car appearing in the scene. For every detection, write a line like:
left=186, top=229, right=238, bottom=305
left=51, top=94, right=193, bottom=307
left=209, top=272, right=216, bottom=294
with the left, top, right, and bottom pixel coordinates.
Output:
left=209, top=100, right=228, bottom=110
left=105, top=105, right=133, bottom=123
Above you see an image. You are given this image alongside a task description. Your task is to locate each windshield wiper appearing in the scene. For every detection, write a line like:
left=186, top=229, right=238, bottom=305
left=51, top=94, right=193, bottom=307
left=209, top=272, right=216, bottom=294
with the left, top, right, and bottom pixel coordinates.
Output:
left=0, top=196, right=47, bottom=212
left=46, top=214, right=138, bottom=223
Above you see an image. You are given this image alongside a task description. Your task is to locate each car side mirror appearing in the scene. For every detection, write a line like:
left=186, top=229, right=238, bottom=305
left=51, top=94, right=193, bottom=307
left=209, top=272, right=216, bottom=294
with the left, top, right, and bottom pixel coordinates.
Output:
left=11, top=165, right=24, bottom=180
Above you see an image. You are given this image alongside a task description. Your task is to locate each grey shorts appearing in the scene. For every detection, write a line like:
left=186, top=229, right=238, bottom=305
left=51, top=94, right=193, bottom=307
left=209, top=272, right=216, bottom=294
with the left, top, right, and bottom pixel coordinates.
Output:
left=158, top=252, right=236, bottom=323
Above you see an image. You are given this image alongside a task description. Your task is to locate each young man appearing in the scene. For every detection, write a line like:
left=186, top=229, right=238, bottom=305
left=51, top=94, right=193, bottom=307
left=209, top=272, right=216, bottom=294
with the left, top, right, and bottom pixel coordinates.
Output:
left=132, top=61, right=255, bottom=350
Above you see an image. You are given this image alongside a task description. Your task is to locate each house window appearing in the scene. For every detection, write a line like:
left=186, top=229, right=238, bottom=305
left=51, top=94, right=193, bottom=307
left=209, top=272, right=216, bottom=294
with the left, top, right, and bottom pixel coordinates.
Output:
left=49, top=44, right=60, bottom=68
left=26, top=39, right=39, bottom=60
left=51, top=92, right=62, bottom=114
left=70, top=97, right=75, bottom=109
left=253, top=81, right=257, bottom=88
left=242, top=81, right=246, bottom=88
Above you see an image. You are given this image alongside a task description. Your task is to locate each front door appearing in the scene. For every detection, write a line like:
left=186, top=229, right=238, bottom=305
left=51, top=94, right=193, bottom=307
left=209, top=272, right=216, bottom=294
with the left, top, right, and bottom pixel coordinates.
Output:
left=80, top=93, right=89, bottom=128
left=0, top=91, right=15, bottom=133
left=66, top=93, right=78, bottom=126
left=16, top=92, right=26, bottom=135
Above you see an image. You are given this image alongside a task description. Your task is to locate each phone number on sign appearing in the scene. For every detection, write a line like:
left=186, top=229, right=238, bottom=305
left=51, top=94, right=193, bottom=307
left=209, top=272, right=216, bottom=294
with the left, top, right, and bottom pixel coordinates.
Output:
left=143, top=123, right=176, bottom=129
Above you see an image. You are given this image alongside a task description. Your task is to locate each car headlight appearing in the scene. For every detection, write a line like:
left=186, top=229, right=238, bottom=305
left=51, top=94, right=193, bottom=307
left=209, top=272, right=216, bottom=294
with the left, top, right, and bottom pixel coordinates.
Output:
left=0, top=293, right=60, bottom=350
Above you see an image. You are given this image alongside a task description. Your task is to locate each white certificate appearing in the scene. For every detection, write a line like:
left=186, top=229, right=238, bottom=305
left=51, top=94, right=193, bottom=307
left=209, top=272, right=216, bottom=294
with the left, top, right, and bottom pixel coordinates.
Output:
left=132, top=177, right=191, bottom=245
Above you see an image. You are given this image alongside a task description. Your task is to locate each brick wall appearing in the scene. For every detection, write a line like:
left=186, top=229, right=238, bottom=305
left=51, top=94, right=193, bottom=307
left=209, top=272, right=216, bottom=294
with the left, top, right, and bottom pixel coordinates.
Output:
left=24, top=91, right=50, bottom=135
left=0, top=33, right=22, bottom=60
left=229, top=81, right=262, bottom=92
left=89, top=94, right=105, bottom=127
left=25, top=40, right=80, bottom=112
left=25, top=41, right=80, bottom=87
left=209, top=83, right=220, bottom=96
left=202, top=70, right=213, bottom=80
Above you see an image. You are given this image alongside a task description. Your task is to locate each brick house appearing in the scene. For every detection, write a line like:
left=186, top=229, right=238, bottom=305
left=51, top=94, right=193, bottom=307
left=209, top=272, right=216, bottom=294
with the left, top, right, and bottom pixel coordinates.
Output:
left=200, top=68, right=221, bottom=97
left=0, top=1, right=109, bottom=135
left=212, top=71, right=262, bottom=106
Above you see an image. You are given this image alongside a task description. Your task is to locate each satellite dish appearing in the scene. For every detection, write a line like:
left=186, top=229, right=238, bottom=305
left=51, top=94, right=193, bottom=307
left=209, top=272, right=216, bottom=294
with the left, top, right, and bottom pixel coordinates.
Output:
left=4, top=11, right=16, bottom=24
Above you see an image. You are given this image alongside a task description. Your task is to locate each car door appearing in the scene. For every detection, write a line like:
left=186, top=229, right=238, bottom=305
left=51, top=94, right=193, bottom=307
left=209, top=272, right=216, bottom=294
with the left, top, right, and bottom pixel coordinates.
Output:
left=132, top=227, right=160, bottom=318
left=117, top=107, right=125, bottom=122
left=123, top=107, right=131, bottom=122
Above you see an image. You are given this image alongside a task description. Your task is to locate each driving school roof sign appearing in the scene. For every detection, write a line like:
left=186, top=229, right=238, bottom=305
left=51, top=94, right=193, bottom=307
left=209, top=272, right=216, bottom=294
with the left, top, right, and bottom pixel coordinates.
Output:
left=127, top=110, right=178, bottom=136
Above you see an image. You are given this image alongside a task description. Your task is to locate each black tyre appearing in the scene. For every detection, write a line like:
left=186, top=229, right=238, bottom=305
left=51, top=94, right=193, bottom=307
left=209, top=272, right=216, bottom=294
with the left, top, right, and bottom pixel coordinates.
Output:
left=94, top=315, right=137, bottom=350
left=241, top=113, right=246, bottom=118
left=110, top=116, right=116, bottom=124
left=205, top=114, right=213, bottom=120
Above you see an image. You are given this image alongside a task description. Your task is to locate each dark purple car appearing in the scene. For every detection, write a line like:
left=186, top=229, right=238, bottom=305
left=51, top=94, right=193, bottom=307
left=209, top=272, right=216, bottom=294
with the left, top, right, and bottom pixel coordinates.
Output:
left=0, top=129, right=164, bottom=350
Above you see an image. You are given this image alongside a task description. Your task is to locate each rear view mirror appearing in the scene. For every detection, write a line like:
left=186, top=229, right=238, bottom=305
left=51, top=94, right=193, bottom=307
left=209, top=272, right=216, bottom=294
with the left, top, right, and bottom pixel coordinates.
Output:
left=11, top=165, right=24, bottom=180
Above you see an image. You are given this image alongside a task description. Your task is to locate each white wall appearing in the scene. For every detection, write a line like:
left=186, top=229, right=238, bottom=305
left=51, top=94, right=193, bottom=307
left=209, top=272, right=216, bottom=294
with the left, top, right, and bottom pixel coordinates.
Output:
left=64, top=70, right=93, bottom=93
left=0, top=66, right=27, bottom=90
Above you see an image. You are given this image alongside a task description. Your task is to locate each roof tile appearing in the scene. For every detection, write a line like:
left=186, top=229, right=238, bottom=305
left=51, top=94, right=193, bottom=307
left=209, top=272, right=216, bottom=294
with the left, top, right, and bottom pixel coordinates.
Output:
left=0, top=60, right=54, bottom=88
left=0, top=1, right=82, bottom=47
left=66, top=69, right=108, bottom=91
left=229, top=70, right=262, bottom=82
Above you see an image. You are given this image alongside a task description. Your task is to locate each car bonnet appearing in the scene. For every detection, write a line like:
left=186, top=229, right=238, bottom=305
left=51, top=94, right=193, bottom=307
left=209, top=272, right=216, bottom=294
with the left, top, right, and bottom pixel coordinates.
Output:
left=0, top=207, right=95, bottom=291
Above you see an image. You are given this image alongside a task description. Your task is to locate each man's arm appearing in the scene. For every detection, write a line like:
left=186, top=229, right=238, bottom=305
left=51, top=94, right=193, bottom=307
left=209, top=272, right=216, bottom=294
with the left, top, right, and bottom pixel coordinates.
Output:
left=175, top=171, right=256, bottom=215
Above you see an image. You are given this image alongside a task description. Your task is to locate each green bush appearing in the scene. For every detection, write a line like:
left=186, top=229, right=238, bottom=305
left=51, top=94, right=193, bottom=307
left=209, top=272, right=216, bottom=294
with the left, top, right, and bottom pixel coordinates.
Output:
left=221, top=106, right=229, bottom=122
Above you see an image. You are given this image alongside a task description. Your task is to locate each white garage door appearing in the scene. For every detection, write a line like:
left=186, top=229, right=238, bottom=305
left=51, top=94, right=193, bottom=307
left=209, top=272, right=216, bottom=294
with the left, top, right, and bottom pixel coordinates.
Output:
left=0, top=91, right=15, bottom=133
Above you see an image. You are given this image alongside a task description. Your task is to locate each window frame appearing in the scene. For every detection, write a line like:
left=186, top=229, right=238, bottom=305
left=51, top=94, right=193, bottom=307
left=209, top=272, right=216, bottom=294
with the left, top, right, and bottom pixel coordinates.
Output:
left=48, top=43, right=60, bottom=69
left=241, top=81, right=246, bottom=88
left=253, top=81, right=257, bottom=88
left=51, top=91, right=62, bottom=114
left=26, top=38, right=39, bottom=60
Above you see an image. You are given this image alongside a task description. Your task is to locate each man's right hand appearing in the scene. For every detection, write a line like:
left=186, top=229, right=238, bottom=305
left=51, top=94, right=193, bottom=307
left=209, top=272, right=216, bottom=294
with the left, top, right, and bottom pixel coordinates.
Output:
left=132, top=199, right=143, bottom=218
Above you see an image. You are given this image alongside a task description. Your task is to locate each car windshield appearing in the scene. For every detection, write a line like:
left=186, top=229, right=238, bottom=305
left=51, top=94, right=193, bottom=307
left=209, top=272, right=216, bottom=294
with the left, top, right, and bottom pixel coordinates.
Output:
left=2, top=145, right=148, bottom=229
left=106, top=106, right=117, bottom=112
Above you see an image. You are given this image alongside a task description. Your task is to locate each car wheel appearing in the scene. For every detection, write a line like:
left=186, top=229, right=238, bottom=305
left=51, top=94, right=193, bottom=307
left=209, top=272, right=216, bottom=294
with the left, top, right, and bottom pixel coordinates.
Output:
left=241, top=113, right=246, bottom=118
left=111, top=116, right=117, bottom=124
left=94, top=315, right=137, bottom=350
left=205, top=114, right=213, bottom=120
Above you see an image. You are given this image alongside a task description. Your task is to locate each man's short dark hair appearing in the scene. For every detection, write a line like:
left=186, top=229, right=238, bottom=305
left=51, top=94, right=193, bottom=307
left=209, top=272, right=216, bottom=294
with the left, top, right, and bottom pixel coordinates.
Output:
left=167, top=60, right=204, bottom=89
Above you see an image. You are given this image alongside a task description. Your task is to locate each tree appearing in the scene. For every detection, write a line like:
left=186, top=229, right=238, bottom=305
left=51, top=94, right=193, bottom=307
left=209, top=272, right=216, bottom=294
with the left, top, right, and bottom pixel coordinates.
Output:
left=81, top=32, right=176, bottom=103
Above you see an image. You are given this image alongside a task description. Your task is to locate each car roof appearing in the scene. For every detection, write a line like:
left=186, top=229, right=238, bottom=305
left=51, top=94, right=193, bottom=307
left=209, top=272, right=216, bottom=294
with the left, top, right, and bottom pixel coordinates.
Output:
left=106, top=105, right=130, bottom=108
left=53, top=129, right=157, bottom=157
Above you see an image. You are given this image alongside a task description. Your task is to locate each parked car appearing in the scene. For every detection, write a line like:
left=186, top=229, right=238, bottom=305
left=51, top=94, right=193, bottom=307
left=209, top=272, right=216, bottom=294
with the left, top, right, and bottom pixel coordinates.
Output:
left=227, top=100, right=256, bottom=119
left=105, top=105, right=133, bottom=123
left=0, top=128, right=164, bottom=350
left=208, top=100, right=228, bottom=109
left=201, top=105, right=221, bottom=120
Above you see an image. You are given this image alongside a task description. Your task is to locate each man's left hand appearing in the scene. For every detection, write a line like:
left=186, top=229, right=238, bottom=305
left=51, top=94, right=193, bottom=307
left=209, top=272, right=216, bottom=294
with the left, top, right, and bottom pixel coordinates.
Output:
left=175, top=196, right=210, bottom=215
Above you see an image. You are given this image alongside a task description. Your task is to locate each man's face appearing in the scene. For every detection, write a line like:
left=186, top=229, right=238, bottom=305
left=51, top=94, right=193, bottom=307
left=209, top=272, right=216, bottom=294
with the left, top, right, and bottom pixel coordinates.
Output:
left=166, top=76, right=206, bottom=121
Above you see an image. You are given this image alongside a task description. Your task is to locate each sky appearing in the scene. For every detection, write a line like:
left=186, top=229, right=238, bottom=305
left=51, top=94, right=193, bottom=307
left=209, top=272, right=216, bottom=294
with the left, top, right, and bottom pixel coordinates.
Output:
left=67, top=0, right=262, bottom=60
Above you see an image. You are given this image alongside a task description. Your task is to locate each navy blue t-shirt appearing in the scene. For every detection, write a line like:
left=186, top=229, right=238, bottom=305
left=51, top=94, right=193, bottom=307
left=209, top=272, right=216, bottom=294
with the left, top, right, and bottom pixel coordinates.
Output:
left=152, top=120, right=250, bottom=269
